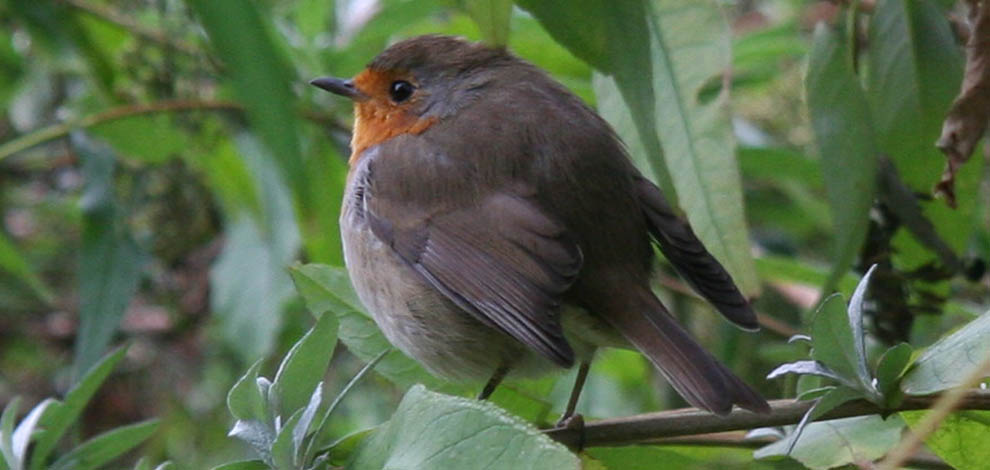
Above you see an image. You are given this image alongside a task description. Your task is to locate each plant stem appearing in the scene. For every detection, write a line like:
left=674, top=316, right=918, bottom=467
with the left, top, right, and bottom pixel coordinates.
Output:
left=545, top=392, right=990, bottom=449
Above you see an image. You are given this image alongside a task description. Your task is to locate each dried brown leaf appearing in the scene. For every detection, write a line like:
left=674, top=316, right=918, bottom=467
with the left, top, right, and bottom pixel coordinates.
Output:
left=935, top=0, right=990, bottom=208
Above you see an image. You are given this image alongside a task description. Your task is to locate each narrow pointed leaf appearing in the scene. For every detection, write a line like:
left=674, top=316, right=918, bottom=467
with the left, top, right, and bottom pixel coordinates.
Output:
left=0, top=398, right=20, bottom=470
left=846, top=265, right=878, bottom=394
left=875, top=343, right=913, bottom=404
left=270, top=311, right=337, bottom=416
left=806, top=22, right=878, bottom=296
left=48, top=420, right=158, bottom=470
left=32, top=347, right=127, bottom=470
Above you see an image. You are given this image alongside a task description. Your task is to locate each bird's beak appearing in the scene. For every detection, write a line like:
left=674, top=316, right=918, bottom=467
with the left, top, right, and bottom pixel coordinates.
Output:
left=309, top=77, right=368, bottom=101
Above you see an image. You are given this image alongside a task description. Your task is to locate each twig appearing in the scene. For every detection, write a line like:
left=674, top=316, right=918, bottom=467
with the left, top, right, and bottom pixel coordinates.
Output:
left=62, top=0, right=200, bottom=56
left=0, top=100, right=351, bottom=161
left=545, top=392, right=990, bottom=449
left=877, top=355, right=990, bottom=469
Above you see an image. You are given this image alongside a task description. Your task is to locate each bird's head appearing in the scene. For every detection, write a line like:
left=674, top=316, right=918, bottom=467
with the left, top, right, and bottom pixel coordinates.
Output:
left=311, top=35, right=511, bottom=163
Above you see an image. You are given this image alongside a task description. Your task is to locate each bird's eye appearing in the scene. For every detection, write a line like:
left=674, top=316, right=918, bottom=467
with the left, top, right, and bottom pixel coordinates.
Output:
left=389, top=80, right=414, bottom=103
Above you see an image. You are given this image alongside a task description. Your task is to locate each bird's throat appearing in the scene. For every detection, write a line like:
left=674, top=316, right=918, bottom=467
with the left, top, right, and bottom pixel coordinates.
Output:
left=350, top=102, right=436, bottom=165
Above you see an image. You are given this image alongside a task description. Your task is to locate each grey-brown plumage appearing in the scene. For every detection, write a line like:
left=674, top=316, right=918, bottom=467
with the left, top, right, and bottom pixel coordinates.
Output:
left=319, top=35, right=769, bottom=415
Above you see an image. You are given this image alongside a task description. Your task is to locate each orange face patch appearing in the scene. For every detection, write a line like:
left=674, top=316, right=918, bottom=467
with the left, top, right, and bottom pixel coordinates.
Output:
left=349, top=68, right=436, bottom=164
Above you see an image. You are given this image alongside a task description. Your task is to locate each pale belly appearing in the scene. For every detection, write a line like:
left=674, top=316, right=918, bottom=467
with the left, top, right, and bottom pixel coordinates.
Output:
left=340, top=189, right=561, bottom=382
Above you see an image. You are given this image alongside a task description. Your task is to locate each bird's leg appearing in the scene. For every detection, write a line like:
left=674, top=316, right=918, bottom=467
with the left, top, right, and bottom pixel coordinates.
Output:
left=557, top=361, right=591, bottom=426
left=477, top=364, right=510, bottom=400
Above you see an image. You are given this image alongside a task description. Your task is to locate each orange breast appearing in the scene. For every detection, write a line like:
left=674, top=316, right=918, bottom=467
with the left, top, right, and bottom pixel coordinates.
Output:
left=351, top=102, right=435, bottom=164
left=349, top=68, right=436, bottom=164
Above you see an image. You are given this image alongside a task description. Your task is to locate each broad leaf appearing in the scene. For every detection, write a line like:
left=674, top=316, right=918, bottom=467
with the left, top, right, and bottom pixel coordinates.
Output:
left=901, top=410, right=990, bottom=470
left=756, top=415, right=904, bottom=469
left=901, top=311, right=990, bottom=394
left=347, top=385, right=578, bottom=469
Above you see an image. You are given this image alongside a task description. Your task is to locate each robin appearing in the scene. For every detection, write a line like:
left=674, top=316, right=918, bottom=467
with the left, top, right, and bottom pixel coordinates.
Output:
left=310, top=35, right=770, bottom=420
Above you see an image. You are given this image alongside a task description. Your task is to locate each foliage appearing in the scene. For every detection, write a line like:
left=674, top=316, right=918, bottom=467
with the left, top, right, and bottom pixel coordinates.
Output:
left=1, top=0, right=989, bottom=469
left=0, top=348, right=160, bottom=470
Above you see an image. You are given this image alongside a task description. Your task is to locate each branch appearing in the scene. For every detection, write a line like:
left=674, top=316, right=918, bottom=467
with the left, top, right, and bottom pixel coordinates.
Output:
left=0, top=100, right=351, bottom=162
left=62, top=0, right=200, bottom=56
left=545, top=392, right=990, bottom=449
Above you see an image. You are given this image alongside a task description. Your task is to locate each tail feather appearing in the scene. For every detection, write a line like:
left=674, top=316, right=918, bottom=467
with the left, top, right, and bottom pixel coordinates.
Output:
left=603, top=286, right=770, bottom=415
left=634, top=176, right=759, bottom=331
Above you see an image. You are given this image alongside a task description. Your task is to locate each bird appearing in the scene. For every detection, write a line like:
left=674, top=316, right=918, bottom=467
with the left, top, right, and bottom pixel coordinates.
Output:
left=310, top=34, right=770, bottom=420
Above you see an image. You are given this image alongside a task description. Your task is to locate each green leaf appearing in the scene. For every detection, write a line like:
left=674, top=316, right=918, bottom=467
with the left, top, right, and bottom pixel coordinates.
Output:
left=72, top=133, right=144, bottom=382
left=805, top=22, right=878, bottom=296
left=270, top=409, right=302, bottom=470
left=461, top=0, right=512, bottom=47
left=210, top=136, right=301, bottom=363
left=874, top=343, right=913, bottom=405
left=289, top=264, right=464, bottom=393
left=0, top=230, right=53, bottom=305
left=187, top=0, right=307, bottom=208
left=347, top=385, right=578, bottom=469
left=48, top=420, right=158, bottom=470
left=209, top=460, right=269, bottom=470
left=593, top=74, right=674, bottom=204
left=773, top=386, right=862, bottom=455
left=31, top=347, right=127, bottom=470
left=901, top=311, right=990, bottom=395
left=755, top=415, right=904, bottom=469
left=227, top=360, right=268, bottom=423
left=867, top=0, right=962, bottom=191
left=325, top=428, right=375, bottom=467
left=270, top=311, right=338, bottom=416
left=584, top=446, right=700, bottom=469
left=519, top=0, right=759, bottom=296
left=810, top=294, right=866, bottom=392
left=0, top=397, right=20, bottom=470
left=755, top=255, right=860, bottom=294
left=91, top=114, right=190, bottom=164
left=867, top=0, right=973, bottom=278
left=900, top=410, right=990, bottom=470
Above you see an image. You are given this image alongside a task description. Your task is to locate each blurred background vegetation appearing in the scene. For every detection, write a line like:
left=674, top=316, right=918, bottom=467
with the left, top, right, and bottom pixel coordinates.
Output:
left=0, top=0, right=986, bottom=468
